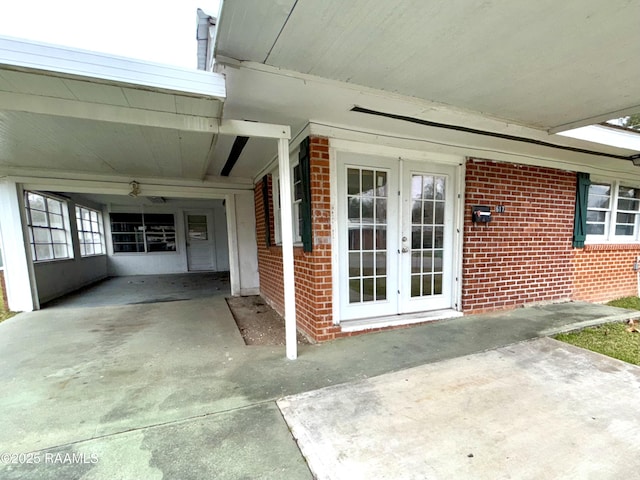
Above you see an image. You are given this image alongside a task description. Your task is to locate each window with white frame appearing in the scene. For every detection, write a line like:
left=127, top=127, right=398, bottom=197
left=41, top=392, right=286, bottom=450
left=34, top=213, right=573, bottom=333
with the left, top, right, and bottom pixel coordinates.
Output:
left=587, top=181, right=640, bottom=241
left=109, top=213, right=176, bottom=253
left=24, top=191, right=72, bottom=261
left=271, top=158, right=303, bottom=245
left=76, top=206, right=105, bottom=256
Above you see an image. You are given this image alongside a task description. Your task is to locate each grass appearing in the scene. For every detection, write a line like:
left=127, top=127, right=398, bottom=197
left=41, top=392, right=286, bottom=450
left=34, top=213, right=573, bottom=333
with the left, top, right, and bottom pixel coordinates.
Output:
left=0, top=309, right=16, bottom=323
left=607, top=296, right=640, bottom=310
left=554, top=296, right=640, bottom=366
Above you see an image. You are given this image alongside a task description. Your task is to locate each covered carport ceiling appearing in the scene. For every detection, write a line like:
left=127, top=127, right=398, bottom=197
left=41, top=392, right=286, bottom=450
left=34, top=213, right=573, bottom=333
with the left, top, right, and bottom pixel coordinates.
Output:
left=216, top=0, right=640, bottom=133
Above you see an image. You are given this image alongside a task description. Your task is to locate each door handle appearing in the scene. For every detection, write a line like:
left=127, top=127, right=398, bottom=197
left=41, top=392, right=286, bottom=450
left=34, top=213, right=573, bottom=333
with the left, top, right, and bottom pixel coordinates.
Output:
left=401, top=247, right=409, bottom=253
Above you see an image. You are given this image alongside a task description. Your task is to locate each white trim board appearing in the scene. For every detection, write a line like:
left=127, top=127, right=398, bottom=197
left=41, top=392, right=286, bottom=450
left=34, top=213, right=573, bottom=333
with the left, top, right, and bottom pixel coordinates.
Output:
left=0, top=169, right=254, bottom=189
left=17, top=180, right=249, bottom=199
left=0, top=91, right=219, bottom=133
left=311, top=123, right=640, bottom=180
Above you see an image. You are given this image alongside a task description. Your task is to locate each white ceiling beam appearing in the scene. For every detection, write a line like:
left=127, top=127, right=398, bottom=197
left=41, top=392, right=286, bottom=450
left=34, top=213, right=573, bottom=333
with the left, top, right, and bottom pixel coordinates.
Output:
left=2, top=171, right=254, bottom=191
left=0, top=91, right=292, bottom=139
left=0, top=91, right=218, bottom=133
left=549, top=104, right=640, bottom=134
left=15, top=178, right=251, bottom=197
left=219, top=119, right=291, bottom=139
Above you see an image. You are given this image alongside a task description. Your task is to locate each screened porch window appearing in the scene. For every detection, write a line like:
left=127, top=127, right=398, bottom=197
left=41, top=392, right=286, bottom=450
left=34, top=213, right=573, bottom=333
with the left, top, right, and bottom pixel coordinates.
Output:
left=110, top=213, right=176, bottom=253
left=76, top=206, right=105, bottom=256
left=24, top=191, right=72, bottom=262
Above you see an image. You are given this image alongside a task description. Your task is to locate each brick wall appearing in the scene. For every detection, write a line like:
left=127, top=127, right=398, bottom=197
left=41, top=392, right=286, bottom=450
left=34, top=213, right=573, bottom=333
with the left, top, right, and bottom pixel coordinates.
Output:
left=255, top=136, right=338, bottom=342
left=572, top=244, right=640, bottom=302
left=462, top=159, right=575, bottom=313
left=256, top=150, right=639, bottom=341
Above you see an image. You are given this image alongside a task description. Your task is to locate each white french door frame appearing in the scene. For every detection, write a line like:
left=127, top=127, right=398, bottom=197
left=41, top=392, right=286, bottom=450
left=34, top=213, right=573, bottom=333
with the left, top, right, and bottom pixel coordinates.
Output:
left=336, top=153, right=400, bottom=320
left=332, top=144, right=464, bottom=324
left=398, top=160, right=457, bottom=313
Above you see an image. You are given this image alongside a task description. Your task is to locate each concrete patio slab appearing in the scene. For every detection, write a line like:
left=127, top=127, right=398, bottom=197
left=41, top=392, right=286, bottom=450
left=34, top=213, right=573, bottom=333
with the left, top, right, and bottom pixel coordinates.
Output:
left=1, top=291, right=639, bottom=479
left=278, top=337, right=640, bottom=480
left=43, top=273, right=231, bottom=308
left=0, top=295, right=246, bottom=453
left=1, top=403, right=311, bottom=480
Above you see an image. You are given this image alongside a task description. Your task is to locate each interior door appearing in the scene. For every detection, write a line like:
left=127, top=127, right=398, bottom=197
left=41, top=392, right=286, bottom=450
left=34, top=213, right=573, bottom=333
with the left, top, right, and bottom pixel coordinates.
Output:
left=399, top=162, right=456, bottom=313
left=185, top=212, right=216, bottom=271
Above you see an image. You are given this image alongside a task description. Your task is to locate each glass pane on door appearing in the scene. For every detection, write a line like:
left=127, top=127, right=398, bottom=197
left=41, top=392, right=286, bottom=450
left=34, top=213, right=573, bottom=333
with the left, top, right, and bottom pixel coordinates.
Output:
left=410, top=174, right=445, bottom=297
left=187, top=215, right=208, bottom=240
left=347, top=167, right=388, bottom=303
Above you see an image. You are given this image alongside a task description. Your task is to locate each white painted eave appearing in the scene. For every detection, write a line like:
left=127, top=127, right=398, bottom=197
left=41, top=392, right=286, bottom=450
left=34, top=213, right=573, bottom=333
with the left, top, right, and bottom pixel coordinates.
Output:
left=213, top=62, right=640, bottom=180
left=0, top=35, right=226, bottom=100
left=215, top=0, right=640, bottom=133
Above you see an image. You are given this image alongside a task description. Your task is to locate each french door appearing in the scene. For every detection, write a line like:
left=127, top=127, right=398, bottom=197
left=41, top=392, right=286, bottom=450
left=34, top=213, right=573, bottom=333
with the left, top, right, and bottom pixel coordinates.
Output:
left=337, top=152, right=458, bottom=321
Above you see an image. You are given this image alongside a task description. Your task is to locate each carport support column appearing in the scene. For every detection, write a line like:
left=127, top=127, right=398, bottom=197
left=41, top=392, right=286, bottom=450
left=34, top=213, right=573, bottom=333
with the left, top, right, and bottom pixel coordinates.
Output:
left=0, top=180, right=37, bottom=311
left=278, top=138, right=297, bottom=360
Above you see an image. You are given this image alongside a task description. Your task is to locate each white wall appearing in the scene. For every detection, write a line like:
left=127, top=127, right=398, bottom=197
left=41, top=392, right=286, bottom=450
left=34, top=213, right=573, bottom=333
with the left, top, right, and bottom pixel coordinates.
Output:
left=35, top=255, right=108, bottom=304
left=106, top=200, right=230, bottom=276
left=34, top=193, right=109, bottom=304
left=106, top=206, right=188, bottom=276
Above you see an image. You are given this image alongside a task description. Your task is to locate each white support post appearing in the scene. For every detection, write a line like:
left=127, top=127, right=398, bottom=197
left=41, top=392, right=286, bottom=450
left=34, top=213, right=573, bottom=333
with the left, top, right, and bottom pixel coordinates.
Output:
left=278, top=137, right=298, bottom=360
left=224, top=194, right=241, bottom=296
left=0, top=181, right=37, bottom=311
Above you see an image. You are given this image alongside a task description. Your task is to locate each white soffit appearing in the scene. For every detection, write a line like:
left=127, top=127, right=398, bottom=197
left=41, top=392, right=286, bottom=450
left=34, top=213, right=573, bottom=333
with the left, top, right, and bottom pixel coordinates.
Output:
left=216, top=0, right=640, bottom=132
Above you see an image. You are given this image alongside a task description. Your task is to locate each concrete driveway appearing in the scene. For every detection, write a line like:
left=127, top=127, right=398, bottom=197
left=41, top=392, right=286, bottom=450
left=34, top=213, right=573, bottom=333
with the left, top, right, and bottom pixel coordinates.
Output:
left=279, top=338, right=640, bottom=479
left=0, top=295, right=311, bottom=479
left=0, top=291, right=638, bottom=479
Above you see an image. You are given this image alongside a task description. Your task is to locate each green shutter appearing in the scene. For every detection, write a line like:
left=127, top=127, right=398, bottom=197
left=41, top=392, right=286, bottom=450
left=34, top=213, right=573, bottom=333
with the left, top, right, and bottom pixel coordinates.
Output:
left=573, top=172, right=591, bottom=248
left=299, top=138, right=313, bottom=252
left=262, top=175, right=271, bottom=247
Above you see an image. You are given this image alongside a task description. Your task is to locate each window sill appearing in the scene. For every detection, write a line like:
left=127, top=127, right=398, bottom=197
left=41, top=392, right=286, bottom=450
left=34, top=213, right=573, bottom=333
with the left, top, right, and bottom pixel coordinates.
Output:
left=111, top=251, right=179, bottom=255
left=33, top=257, right=75, bottom=264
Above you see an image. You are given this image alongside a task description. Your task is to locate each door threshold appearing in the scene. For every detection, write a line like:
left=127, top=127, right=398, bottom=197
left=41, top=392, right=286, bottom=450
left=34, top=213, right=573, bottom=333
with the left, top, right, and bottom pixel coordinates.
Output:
left=340, top=309, right=463, bottom=333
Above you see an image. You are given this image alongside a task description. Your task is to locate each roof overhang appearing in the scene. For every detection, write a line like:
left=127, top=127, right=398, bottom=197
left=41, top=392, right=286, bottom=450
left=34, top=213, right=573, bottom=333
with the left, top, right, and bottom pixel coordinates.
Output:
left=0, top=36, right=234, bottom=182
left=210, top=61, right=640, bottom=180
left=1, top=35, right=226, bottom=99
left=216, top=0, right=640, bottom=134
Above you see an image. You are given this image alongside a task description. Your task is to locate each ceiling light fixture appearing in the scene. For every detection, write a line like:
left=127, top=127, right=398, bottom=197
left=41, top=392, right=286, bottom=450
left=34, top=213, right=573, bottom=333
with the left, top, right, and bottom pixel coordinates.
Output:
left=129, top=181, right=140, bottom=197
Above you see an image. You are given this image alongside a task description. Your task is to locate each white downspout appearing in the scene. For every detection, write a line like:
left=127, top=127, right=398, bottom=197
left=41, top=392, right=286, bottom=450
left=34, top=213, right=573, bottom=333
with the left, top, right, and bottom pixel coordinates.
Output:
left=278, top=138, right=297, bottom=360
